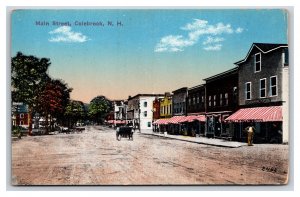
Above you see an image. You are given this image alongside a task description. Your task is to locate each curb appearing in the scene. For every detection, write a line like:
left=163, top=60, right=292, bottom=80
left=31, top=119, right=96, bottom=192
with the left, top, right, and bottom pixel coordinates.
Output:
left=140, top=132, right=244, bottom=148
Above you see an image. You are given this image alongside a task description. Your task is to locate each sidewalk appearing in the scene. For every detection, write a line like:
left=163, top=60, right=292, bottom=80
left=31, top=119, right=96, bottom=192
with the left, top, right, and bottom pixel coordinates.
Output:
left=140, top=130, right=246, bottom=148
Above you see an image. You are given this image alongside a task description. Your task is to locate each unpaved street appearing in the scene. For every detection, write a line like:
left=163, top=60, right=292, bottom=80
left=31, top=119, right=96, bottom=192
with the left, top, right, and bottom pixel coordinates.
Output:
left=12, top=126, right=288, bottom=185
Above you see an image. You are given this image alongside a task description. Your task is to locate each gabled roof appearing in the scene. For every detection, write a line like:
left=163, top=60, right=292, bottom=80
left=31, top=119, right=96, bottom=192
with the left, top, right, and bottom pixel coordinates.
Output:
left=234, top=43, right=288, bottom=65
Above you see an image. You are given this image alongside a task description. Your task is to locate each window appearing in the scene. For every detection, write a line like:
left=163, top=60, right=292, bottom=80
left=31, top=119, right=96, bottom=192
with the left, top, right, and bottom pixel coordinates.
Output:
left=147, top=122, right=151, bottom=127
left=213, top=95, right=216, bottom=106
left=225, top=93, right=228, bottom=106
left=197, top=95, right=200, bottom=104
left=201, top=96, right=204, bottom=103
left=270, top=76, right=277, bottom=96
left=245, top=82, right=251, bottom=100
left=144, top=111, right=147, bottom=117
left=209, top=96, right=211, bottom=107
left=193, top=97, right=195, bottom=105
left=144, top=101, right=147, bottom=107
left=20, top=120, right=24, bottom=125
left=20, top=113, right=24, bottom=118
left=260, top=78, right=266, bottom=98
left=220, top=94, right=223, bottom=106
left=233, top=87, right=238, bottom=103
left=188, top=98, right=191, bottom=105
left=255, top=53, right=261, bottom=72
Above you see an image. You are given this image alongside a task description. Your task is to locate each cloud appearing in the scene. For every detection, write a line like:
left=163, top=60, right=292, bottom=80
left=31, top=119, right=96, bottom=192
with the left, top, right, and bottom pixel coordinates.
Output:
left=203, top=44, right=222, bottom=51
left=235, top=27, right=244, bottom=33
left=155, top=19, right=243, bottom=52
left=154, top=35, right=194, bottom=52
left=49, top=26, right=89, bottom=43
left=203, top=36, right=224, bottom=45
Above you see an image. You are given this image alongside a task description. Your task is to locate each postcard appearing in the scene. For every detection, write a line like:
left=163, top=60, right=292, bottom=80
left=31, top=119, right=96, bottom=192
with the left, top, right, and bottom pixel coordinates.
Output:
left=10, top=9, right=289, bottom=185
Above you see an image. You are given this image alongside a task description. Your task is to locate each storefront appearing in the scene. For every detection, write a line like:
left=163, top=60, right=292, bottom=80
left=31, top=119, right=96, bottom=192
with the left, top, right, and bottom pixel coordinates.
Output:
left=225, top=106, right=283, bottom=143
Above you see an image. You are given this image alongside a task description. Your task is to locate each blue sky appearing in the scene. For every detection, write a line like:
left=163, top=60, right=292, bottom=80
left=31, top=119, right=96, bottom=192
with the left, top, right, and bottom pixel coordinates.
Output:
left=11, top=9, right=288, bottom=103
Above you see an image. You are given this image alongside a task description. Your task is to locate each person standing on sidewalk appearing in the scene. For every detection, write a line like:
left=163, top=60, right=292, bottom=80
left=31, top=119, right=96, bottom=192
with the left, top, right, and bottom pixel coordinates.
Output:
left=246, top=124, right=255, bottom=146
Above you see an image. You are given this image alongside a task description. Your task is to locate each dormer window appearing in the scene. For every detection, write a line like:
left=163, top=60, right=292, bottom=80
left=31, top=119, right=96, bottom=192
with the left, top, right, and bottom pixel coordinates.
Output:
left=255, top=53, right=261, bottom=72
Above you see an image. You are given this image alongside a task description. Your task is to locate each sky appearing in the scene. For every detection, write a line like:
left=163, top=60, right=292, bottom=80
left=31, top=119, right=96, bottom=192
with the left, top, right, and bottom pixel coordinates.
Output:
left=11, top=9, right=288, bottom=103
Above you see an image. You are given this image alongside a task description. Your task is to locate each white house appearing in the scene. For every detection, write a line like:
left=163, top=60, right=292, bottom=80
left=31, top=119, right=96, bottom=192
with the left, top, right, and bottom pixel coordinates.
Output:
left=127, top=94, right=163, bottom=132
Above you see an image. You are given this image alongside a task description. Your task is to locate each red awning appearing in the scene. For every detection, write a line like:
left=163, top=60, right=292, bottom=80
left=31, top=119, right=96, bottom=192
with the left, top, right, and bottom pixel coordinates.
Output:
left=225, top=106, right=282, bottom=122
left=153, top=119, right=169, bottom=125
left=107, top=120, right=127, bottom=124
left=168, top=116, right=186, bottom=124
left=193, top=115, right=206, bottom=122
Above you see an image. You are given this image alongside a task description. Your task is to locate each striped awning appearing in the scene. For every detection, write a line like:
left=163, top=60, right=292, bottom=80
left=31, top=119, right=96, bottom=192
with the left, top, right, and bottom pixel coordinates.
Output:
left=225, top=106, right=282, bottom=122
left=192, top=115, right=206, bottom=122
left=153, top=119, right=169, bottom=125
left=107, top=120, right=127, bottom=124
left=168, top=116, right=186, bottom=124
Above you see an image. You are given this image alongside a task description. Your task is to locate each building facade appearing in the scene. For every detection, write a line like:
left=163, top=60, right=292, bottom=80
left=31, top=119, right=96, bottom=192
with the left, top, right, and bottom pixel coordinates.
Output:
left=187, top=85, right=205, bottom=115
left=127, top=94, right=164, bottom=131
left=159, top=92, right=172, bottom=119
left=203, top=67, right=239, bottom=138
left=12, top=103, right=29, bottom=127
left=172, top=87, right=188, bottom=116
left=226, top=43, right=289, bottom=143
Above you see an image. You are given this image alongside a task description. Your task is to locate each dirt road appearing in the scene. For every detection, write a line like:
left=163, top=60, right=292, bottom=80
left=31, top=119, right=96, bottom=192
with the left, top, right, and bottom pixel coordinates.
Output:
left=11, top=126, right=288, bottom=185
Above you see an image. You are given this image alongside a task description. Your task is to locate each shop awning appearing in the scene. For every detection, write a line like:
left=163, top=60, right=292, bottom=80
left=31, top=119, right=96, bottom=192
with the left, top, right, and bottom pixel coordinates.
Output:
left=107, top=120, right=127, bottom=124
left=192, top=115, right=206, bottom=122
left=168, top=116, right=185, bottom=124
left=153, top=119, right=169, bottom=125
left=225, top=106, right=282, bottom=122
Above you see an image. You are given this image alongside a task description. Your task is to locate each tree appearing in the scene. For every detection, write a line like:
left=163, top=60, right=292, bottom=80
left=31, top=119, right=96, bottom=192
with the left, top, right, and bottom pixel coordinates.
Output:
left=88, top=96, right=112, bottom=124
left=11, top=52, right=50, bottom=135
left=65, top=100, right=86, bottom=128
left=36, top=79, right=72, bottom=133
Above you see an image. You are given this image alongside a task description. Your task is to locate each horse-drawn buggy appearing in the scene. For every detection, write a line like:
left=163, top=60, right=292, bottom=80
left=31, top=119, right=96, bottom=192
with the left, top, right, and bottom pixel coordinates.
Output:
left=116, top=126, right=133, bottom=141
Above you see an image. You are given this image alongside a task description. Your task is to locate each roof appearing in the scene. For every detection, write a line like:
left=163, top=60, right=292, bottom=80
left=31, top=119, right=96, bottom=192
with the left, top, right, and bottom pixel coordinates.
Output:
left=128, top=94, right=164, bottom=100
left=225, top=106, right=282, bottom=122
left=234, top=43, right=288, bottom=65
left=203, top=67, right=238, bottom=82
left=188, top=84, right=205, bottom=91
left=12, top=103, right=28, bottom=113
left=172, top=87, right=188, bottom=94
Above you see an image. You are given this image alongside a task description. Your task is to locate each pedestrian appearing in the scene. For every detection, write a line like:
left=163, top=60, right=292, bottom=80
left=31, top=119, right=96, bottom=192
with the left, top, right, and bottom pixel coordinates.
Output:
left=246, top=124, right=255, bottom=146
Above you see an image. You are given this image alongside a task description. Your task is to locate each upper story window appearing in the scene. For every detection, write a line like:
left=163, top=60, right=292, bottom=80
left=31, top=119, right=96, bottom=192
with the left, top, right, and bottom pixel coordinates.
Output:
left=225, top=93, right=229, bottom=106
left=208, top=96, right=211, bottom=107
left=255, top=53, right=261, bottom=72
left=233, top=87, right=238, bottom=103
left=143, top=101, right=147, bottom=107
left=245, top=82, right=251, bottom=100
left=213, top=95, right=216, bottom=106
left=144, top=111, right=147, bottom=117
left=20, top=113, right=24, bottom=118
left=260, top=78, right=267, bottom=98
left=188, top=98, right=191, bottom=105
left=220, top=94, right=223, bottom=106
left=270, top=76, right=277, bottom=96
left=196, top=95, right=200, bottom=104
